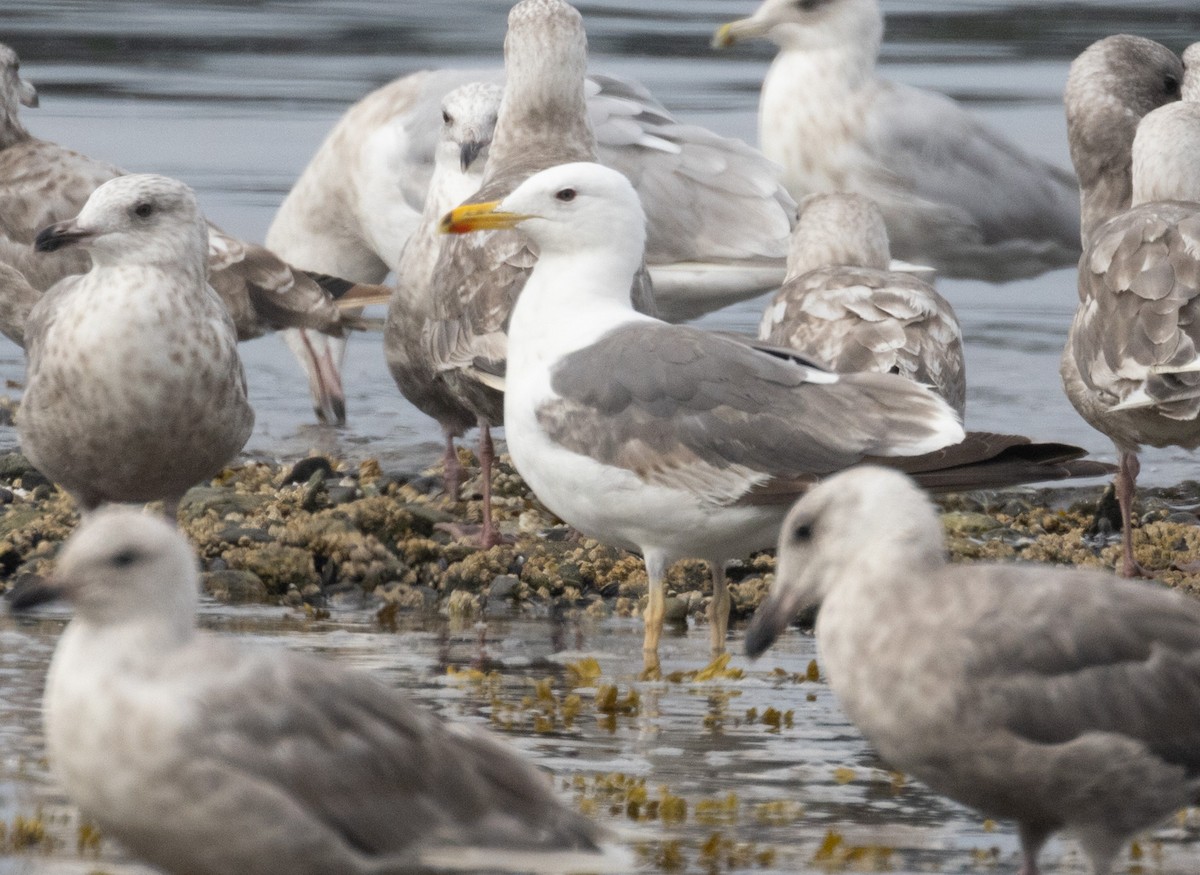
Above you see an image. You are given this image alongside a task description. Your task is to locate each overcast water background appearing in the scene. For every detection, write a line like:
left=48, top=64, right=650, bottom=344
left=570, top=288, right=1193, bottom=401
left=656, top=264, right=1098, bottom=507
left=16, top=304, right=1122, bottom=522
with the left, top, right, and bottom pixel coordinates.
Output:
left=1, top=2, right=1200, bottom=874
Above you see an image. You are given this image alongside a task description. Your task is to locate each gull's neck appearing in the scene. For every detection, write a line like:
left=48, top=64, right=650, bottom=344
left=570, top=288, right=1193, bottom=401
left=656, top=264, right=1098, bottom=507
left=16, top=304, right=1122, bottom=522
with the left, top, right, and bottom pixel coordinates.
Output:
left=0, top=100, right=29, bottom=150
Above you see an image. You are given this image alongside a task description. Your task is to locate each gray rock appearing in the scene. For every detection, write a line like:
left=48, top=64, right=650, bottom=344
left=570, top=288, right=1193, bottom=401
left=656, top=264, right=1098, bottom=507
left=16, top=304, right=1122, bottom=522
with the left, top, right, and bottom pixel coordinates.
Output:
left=489, top=574, right=520, bottom=599
left=179, top=487, right=270, bottom=519
left=202, top=569, right=268, bottom=604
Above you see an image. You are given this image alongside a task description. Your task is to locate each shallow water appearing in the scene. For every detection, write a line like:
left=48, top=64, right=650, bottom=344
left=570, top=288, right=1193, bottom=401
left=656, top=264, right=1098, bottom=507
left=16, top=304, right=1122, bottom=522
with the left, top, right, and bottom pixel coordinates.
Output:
left=2, top=2, right=1200, bottom=872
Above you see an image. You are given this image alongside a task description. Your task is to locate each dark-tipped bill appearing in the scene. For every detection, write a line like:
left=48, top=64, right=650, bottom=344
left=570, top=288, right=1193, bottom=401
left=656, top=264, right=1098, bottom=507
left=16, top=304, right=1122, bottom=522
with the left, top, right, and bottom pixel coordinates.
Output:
left=743, top=585, right=811, bottom=659
left=34, top=219, right=93, bottom=253
left=439, top=201, right=530, bottom=235
left=6, top=576, right=64, bottom=612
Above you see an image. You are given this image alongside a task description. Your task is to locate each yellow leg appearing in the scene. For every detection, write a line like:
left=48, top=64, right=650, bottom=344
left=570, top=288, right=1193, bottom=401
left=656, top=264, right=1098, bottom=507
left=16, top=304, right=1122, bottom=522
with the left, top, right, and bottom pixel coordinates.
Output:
left=707, top=562, right=729, bottom=655
left=642, top=554, right=667, bottom=678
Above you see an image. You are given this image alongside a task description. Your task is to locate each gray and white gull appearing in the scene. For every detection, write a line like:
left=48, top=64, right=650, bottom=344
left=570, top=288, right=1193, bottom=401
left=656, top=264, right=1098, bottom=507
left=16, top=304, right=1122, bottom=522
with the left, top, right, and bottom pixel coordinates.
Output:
left=0, top=42, right=360, bottom=423
left=759, top=191, right=965, bottom=417
left=9, top=506, right=627, bottom=875
left=713, top=0, right=1081, bottom=281
left=444, top=161, right=1111, bottom=675
left=19, top=175, right=254, bottom=518
left=745, top=465, right=1200, bottom=875
left=1059, top=36, right=1189, bottom=576
left=385, top=82, right=502, bottom=500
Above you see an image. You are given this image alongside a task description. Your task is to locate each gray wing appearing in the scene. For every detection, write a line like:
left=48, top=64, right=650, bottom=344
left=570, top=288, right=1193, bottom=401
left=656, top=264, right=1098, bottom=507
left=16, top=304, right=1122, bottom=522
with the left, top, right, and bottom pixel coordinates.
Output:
left=588, top=73, right=794, bottom=266
left=1069, top=203, right=1200, bottom=421
left=858, top=81, right=1080, bottom=278
left=760, top=266, right=966, bottom=416
left=961, top=565, right=1200, bottom=774
left=0, top=257, right=45, bottom=346
left=184, top=646, right=603, bottom=860
left=538, top=322, right=959, bottom=502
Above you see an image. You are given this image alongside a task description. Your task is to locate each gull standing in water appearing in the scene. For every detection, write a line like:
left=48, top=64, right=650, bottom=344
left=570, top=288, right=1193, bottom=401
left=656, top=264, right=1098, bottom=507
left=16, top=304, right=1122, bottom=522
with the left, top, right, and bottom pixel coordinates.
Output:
left=10, top=507, right=628, bottom=875
left=759, top=191, right=965, bottom=416
left=385, top=82, right=502, bottom=500
left=745, top=466, right=1200, bottom=875
left=20, top=175, right=254, bottom=519
left=713, top=0, right=1081, bottom=281
left=1059, top=36, right=1189, bottom=576
left=444, top=161, right=1110, bottom=674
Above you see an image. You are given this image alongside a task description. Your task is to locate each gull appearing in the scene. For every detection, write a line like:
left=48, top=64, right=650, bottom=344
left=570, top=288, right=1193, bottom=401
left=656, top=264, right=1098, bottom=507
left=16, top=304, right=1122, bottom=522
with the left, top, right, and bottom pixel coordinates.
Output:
left=20, top=174, right=254, bottom=518
left=0, top=43, right=360, bottom=424
left=385, top=81, right=502, bottom=500
left=1187, top=43, right=1200, bottom=101
left=713, top=0, right=1082, bottom=282
left=759, top=191, right=965, bottom=416
left=443, top=160, right=1111, bottom=675
left=1059, top=36, right=1189, bottom=577
left=9, top=506, right=627, bottom=875
left=744, top=465, right=1200, bottom=875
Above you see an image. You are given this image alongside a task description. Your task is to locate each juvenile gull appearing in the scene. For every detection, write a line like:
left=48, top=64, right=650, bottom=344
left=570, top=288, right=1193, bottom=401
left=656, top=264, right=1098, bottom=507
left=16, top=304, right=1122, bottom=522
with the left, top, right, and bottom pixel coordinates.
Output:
left=1059, top=36, right=1189, bottom=576
left=0, top=43, right=357, bottom=424
left=759, top=191, right=965, bottom=416
left=1185, top=43, right=1200, bottom=102
left=444, top=161, right=1111, bottom=674
left=713, top=0, right=1081, bottom=281
left=267, top=69, right=794, bottom=321
left=10, top=507, right=627, bottom=875
left=744, top=466, right=1200, bottom=875
left=20, top=174, right=254, bottom=518
left=384, top=82, right=501, bottom=499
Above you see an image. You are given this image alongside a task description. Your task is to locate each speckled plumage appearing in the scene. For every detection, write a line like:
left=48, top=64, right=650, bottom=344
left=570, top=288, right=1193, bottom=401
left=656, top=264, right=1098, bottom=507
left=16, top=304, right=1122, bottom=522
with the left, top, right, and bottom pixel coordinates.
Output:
left=746, top=467, right=1200, bottom=875
left=1060, top=37, right=1191, bottom=576
left=19, top=175, right=254, bottom=514
left=22, top=507, right=624, bottom=875
left=759, top=192, right=965, bottom=416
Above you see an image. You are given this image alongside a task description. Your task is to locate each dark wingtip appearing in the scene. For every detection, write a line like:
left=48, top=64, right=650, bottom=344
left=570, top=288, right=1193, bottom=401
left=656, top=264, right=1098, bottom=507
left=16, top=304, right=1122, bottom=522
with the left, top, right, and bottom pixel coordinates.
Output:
left=6, top=575, right=63, bottom=612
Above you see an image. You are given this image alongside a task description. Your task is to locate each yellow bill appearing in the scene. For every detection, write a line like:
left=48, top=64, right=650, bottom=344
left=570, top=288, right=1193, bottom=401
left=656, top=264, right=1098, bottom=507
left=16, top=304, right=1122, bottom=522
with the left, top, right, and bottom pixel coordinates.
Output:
left=439, top=200, right=531, bottom=234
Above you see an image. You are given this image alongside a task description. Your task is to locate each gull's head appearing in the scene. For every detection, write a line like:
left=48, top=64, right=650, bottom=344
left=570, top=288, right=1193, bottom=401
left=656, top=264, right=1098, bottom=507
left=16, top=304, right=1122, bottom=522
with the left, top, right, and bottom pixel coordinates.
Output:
left=743, top=466, right=941, bottom=658
left=439, top=82, right=502, bottom=174
left=504, top=0, right=588, bottom=103
left=1132, top=101, right=1200, bottom=205
left=441, top=161, right=646, bottom=258
left=0, top=43, right=37, bottom=114
left=1065, top=36, right=1182, bottom=177
left=34, top=174, right=208, bottom=269
left=787, top=192, right=890, bottom=278
left=10, top=507, right=199, bottom=632
left=712, top=0, right=881, bottom=54
left=1184, top=42, right=1200, bottom=102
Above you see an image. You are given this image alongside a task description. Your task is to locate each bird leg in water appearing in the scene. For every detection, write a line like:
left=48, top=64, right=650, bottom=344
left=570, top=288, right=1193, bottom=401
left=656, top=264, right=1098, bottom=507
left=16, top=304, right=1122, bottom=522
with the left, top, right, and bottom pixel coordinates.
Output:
left=707, top=562, right=729, bottom=656
left=642, top=553, right=668, bottom=679
left=1115, top=449, right=1154, bottom=578
left=442, top=429, right=463, bottom=501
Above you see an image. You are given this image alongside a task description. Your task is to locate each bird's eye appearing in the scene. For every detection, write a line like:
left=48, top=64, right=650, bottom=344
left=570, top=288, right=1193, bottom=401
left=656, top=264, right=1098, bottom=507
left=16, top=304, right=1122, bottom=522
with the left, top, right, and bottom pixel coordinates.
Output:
left=791, top=522, right=813, bottom=543
left=442, top=110, right=452, bottom=125
left=1165, top=75, right=1180, bottom=96
left=133, top=202, right=154, bottom=219
left=111, top=548, right=141, bottom=568
left=555, top=188, right=577, bottom=202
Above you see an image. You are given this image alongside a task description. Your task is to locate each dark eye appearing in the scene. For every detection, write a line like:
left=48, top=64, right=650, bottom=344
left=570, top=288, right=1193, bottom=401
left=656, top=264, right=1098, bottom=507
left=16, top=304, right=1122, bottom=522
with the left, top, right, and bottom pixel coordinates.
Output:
left=791, top=522, right=813, bottom=543
left=133, top=202, right=154, bottom=218
left=442, top=110, right=452, bottom=125
left=111, top=548, right=141, bottom=568
left=555, top=188, right=576, bottom=202
left=1165, top=75, right=1180, bottom=96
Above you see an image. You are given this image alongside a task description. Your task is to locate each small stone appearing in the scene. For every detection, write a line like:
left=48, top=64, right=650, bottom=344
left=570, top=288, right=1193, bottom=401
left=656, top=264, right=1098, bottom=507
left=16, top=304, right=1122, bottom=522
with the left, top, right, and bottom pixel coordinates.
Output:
left=201, top=569, right=268, bottom=604
left=30, top=484, right=53, bottom=501
left=941, top=511, right=1003, bottom=536
left=0, top=487, right=14, bottom=505
left=663, top=596, right=688, bottom=623
left=489, top=574, right=520, bottom=599
left=0, top=453, right=38, bottom=482
left=179, top=487, right=270, bottom=519
left=283, top=456, right=334, bottom=485
left=327, top=485, right=358, bottom=506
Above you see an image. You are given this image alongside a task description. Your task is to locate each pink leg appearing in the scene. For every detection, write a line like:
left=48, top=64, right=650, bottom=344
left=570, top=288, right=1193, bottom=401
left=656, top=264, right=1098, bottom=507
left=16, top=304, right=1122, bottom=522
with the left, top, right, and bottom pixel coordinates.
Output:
left=1115, top=449, right=1149, bottom=578
left=477, top=420, right=499, bottom=549
left=1017, top=823, right=1046, bottom=875
left=442, top=429, right=462, bottom=501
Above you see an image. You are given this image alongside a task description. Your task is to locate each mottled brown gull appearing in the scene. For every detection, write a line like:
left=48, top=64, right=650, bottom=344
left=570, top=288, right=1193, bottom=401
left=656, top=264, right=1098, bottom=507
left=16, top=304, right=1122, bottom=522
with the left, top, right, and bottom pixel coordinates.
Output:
left=759, top=191, right=965, bottom=417
left=444, top=161, right=1111, bottom=676
left=20, top=175, right=254, bottom=518
left=745, top=466, right=1200, bottom=875
left=713, top=0, right=1081, bottom=282
left=385, top=82, right=501, bottom=500
left=1059, top=36, right=1189, bottom=577
left=0, top=43, right=356, bottom=424
left=1184, top=43, right=1200, bottom=102
left=9, top=507, right=627, bottom=875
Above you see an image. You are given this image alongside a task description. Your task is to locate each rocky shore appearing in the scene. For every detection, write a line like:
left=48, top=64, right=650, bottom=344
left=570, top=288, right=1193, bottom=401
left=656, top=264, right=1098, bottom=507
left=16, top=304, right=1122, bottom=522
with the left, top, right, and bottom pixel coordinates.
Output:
left=1, top=449, right=1200, bottom=625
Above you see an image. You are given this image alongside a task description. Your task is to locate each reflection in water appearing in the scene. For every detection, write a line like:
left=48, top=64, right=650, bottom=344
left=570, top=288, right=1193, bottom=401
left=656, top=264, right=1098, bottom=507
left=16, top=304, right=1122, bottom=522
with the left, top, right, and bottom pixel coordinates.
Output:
left=2, top=2, right=1200, bottom=872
